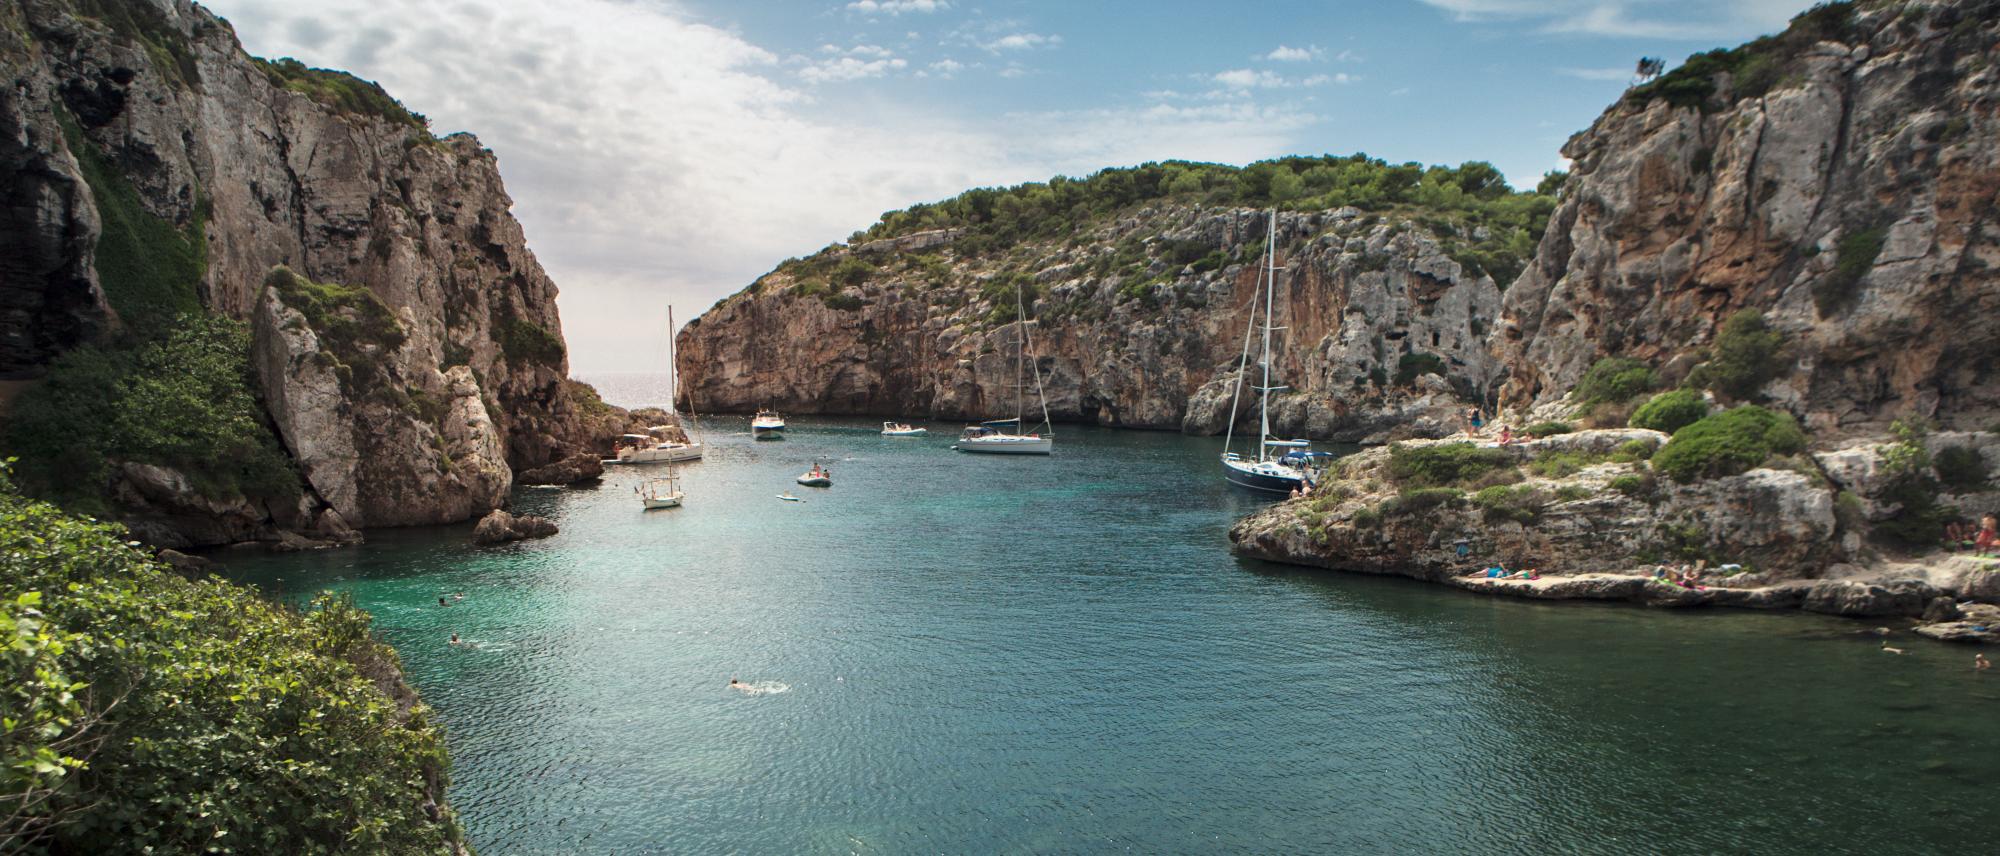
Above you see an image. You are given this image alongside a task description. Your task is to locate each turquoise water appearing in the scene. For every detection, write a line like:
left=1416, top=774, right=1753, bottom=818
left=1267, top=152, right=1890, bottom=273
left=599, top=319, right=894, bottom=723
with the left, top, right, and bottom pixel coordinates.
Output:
left=218, top=419, right=2000, bottom=854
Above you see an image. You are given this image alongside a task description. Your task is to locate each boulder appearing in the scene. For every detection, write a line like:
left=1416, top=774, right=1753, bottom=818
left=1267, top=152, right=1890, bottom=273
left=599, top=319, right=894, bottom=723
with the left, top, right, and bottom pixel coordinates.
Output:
left=1802, top=579, right=1942, bottom=618
left=516, top=452, right=606, bottom=486
left=472, top=510, right=559, bottom=545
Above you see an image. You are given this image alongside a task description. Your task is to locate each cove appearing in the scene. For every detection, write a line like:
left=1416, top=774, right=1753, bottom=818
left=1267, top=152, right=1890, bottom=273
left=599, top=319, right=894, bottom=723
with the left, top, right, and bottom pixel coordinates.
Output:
left=218, top=419, right=2000, bottom=853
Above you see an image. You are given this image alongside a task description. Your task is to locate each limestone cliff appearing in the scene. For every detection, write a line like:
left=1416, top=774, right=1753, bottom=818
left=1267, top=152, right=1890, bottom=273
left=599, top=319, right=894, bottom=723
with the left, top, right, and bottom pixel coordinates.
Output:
left=1497, top=0, right=2000, bottom=434
left=680, top=198, right=1538, bottom=442
left=0, top=0, right=617, bottom=542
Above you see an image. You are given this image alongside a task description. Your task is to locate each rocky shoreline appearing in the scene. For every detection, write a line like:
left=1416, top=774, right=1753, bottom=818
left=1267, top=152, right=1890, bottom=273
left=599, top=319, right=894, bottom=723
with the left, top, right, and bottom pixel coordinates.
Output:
left=1230, top=427, right=2000, bottom=643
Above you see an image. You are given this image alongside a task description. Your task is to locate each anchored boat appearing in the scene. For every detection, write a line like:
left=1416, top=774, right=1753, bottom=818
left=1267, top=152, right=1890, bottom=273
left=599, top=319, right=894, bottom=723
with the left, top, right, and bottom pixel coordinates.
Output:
left=1220, top=210, right=1312, bottom=496
left=796, top=461, right=832, bottom=487
left=752, top=409, right=786, bottom=438
left=638, top=473, right=684, bottom=509
left=954, top=281, right=1054, bottom=455
left=610, top=306, right=703, bottom=464
left=880, top=421, right=928, bottom=437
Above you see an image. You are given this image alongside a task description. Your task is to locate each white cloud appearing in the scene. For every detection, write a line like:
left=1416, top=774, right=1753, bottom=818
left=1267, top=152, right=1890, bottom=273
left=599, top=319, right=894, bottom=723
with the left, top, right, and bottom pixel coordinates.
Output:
left=1263, top=44, right=1322, bottom=62
left=920, top=58, right=965, bottom=78
left=1415, top=0, right=1807, bottom=40
left=800, top=55, right=908, bottom=83
left=1213, top=68, right=1350, bottom=89
left=984, top=32, right=1060, bottom=52
left=202, top=0, right=1317, bottom=374
left=845, top=0, right=947, bottom=15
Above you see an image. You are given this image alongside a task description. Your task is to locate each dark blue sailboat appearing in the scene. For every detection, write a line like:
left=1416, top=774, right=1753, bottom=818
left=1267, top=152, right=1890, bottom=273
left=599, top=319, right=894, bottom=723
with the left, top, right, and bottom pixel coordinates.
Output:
left=1220, top=210, right=1311, bottom=496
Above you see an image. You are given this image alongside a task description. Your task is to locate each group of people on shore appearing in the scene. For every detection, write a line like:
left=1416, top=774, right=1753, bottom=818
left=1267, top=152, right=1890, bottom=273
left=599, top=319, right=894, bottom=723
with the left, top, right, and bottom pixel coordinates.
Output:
left=1943, top=513, right=2000, bottom=556
left=1464, top=409, right=1525, bottom=445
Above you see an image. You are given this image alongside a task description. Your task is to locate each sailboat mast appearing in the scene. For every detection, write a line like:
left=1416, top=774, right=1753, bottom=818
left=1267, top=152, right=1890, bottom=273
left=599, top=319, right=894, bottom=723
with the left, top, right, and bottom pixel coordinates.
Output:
left=666, top=306, right=676, bottom=415
left=1014, top=280, right=1026, bottom=427
left=1258, top=211, right=1277, bottom=463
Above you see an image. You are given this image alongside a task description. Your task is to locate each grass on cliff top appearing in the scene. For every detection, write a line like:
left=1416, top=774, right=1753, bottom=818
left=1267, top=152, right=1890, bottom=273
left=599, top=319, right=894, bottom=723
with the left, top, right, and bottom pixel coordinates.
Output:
left=0, top=467, right=464, bottom=852
left=1627, top=2, right=1865, bottom=111
left=253, top=57, right=432, bottom=134
left=761, top=153, right=1558, bottom=297
left=1, top=313, right=300, bottom=516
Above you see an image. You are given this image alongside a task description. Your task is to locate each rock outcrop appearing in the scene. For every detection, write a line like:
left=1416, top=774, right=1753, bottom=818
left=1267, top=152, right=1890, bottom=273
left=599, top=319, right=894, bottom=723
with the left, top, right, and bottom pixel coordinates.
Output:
left=471, top=509, right=557, bottom=545
left=681, top=205, right=1513, bottom=442
left=1495, top=1, right=2000, bottom=435
left=0, top=0, right=625, bottom=542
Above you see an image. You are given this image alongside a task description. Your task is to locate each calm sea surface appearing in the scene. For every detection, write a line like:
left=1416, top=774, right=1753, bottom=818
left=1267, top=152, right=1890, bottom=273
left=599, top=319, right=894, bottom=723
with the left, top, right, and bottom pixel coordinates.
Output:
left=218, top=410, right=2000, bottom=854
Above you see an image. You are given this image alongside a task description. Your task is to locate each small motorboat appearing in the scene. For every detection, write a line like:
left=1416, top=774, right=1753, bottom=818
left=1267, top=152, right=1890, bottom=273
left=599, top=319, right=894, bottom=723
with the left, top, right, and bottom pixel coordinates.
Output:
left=752, top=409, right=786, bottom=438
left=796, top=463, right=832, bottom=487
left=776, top=492, right=804, bottom=502
left=880, top=421, right=928, bottom=437
left=638, top=474, right=684, bottom=509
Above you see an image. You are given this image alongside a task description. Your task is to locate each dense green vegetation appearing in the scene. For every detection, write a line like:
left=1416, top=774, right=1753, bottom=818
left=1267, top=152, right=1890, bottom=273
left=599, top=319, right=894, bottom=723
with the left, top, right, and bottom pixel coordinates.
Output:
left=1934, top=445, right=1989, bottom=491
left=1382, top=486, right=1465, bottom=515
left=1687, top=310, right=1787, bottom=400
left=1629, top=389, right=1711, bottom=434
left=253, top=57, right=431, bottom=134
left=1572, top=357, right=1658, bottom=408
left=1874, top=420, right=1951, bottom=545
left=1524, top=421, right=1574, bottom=438
left=1473, top=484, right=1547, bottom=523
left=498, top=316, right=565, bottom=367
left=0, top=471, right=462, bottom=852
left=269, top=267, right=408, bottom=386
left=57, top=107, right=206, bottom=332
left=1627, top=2, right=1862, bottom=111
left=1387, top=442, right=1513, bottom=488
left=797, top=154, right=1557, bottom=292
left=1652, top=406, right=1807, bottom=482
left=2, top=314, right=298, bottom=516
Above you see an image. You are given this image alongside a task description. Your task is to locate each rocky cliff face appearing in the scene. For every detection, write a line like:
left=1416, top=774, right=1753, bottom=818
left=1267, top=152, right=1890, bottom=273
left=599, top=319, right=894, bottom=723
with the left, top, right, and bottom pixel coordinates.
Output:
left=1497, top=0, right=2000, bottom=434
left=681, top=206, right=1510, bottom=442
left=0, top=0, right=616, bottom=541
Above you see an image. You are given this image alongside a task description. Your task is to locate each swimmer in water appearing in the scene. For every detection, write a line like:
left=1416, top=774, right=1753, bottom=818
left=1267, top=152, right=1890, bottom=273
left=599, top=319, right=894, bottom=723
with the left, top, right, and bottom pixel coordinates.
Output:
left=1881, top=640, right=1906, bottom=655
left=449, top=633, right=461, bottom=645
left=1977, top=653, right=1991, bottom=672
left=438, top=597, right=450, bottom=607
left=453, top=592, right=465, bottom=601
left=730, top=678, right=752, bottom=693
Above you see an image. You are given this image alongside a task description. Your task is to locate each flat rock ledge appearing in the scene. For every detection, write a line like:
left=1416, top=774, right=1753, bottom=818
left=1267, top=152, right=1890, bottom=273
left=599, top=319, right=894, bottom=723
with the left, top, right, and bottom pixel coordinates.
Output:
left=472, top=510, right=559, bottom=545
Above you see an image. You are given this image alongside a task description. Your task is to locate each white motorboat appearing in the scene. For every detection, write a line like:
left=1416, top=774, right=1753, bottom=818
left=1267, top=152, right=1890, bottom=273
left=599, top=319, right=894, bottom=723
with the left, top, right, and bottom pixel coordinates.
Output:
left=638, top=474, right=684, bottom=509
left=881, top=421, right=928, bottom=437
left=752, top=409, right=785, bottom=438
left=954, top=281, right=1055, bottom=456
left=1219, top=210, right=1311, bottom=496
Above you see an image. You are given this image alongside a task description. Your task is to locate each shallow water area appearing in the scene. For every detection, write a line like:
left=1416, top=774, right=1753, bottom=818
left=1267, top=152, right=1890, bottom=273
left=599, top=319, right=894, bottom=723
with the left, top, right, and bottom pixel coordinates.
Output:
left=220, top=416, right=2000, bottom=854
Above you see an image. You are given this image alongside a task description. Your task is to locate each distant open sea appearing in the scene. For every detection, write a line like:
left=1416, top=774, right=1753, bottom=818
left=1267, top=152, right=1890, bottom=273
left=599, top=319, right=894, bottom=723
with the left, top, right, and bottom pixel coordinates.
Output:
left=574, top=371, right=675, bottom=410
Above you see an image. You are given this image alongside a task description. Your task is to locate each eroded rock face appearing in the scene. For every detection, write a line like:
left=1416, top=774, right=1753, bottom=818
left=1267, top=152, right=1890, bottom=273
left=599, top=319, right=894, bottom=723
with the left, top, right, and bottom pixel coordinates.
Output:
left=679, top=208, right=1504, bottom=443
left=1495, top=2, right=2000, bottom=436
left=0, top=0, right=623, bottom=539
left=471, top=509, right=558, bottom=545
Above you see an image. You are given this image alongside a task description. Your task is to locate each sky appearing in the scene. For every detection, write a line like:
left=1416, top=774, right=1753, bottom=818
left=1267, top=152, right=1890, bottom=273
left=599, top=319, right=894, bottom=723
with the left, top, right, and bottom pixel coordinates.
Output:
left=200, top=0, right=1820, bottom=374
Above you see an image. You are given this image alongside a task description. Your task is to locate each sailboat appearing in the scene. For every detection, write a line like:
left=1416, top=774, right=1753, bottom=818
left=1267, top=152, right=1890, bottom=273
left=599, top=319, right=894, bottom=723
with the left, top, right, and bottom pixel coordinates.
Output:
left=638, top=471, right=685, bottom=509
left=954, top=278, right=1054, bottom=455
left=612, top=306, right=704, bottom=464
left=1221, top=210, right=1312, bottom=494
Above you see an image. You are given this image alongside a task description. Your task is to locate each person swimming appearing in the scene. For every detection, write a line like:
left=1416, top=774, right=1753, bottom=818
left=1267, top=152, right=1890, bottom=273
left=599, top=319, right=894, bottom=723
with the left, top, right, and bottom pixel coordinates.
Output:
left=449, top=633, right=461, bottom=645
left=1977, top=654, right=1991, bottom=672
left=1881, top=640, right=1906, bottom=655
left=453, top=592, right=465, bottom=601
left=438, top=597, right=450, bottom=607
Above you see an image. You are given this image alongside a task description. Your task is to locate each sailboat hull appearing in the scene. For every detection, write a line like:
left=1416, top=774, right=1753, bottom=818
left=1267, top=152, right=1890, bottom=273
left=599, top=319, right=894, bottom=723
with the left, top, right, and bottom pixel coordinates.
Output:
left=614, top=443, right=703, bottom=464
left=954, top=435, right=1053, bottom=455
left=1221, top=457, right=1306, bottom=495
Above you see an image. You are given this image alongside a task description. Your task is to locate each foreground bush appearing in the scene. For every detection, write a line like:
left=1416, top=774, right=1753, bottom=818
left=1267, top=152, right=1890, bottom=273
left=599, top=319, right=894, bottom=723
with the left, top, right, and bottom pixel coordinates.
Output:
left=1629, top=389, right=1710, bottom=434
left=1652, top=406, right=1807, bottom=482
left=0, top=471, right=462, bottom=853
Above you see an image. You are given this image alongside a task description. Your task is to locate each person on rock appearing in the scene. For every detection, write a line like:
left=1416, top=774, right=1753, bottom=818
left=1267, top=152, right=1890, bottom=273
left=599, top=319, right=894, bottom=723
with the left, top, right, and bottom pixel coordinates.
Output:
left=1975, top=514, right=1999, bottom=554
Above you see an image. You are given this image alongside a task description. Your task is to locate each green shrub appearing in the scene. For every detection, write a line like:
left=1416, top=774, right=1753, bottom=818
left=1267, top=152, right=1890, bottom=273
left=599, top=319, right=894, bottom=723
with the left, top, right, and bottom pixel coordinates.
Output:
left=1394, top=352, right=1447, bottom=386
left=269, top=267, right=410, bottom=379
left=830, top=256, right=875, bottom=288
left=0, top=470, right=463, bottom=851
left=1612, top=439, right=1657, bottom=462
left=1383, top=486, right=1465, bottom=515
left=1351, top=506, right=1382, bottom=528
left=1652, top=405, right=1808, bottom=482
left=1524, top=421, right=1574, bottom=438
left=4, top=314, right=300, bottom=514
left=1573, top=357, right=1658, bottom=406
left=822, top=292, right=865, bottom=312
left=1527, top=450, right=1607, bottom=478
left=1609, top=473, right=1651, bottom=496
left=1816, top=224, right=1886, bottom=315
left=1687, top=310, right=1786, bottom=400
left=1472, top=484, right=1545, bottom=523
left=1872, top=475, right=1950, bottom=547
left=1553, top=485, right=1592, bottom=502
left=499, top=317, right=566, bottom=367
left=1933, top=445, right=1988, bottom=491
left=1387, top=442, right=1513, bottom=487
left=1630, top=389, right=1710, bottom=434
left=1833, top=489, right=1866, bottom=529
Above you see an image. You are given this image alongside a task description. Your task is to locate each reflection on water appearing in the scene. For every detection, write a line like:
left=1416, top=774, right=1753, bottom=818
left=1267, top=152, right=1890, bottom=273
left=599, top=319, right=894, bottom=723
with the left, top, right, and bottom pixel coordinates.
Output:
left=218, top=418, right=2000, bottom=854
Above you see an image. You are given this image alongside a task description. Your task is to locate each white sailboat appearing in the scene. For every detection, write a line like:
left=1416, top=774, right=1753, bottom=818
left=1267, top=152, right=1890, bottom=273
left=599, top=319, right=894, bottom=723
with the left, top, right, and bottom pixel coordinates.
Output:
left=638, top=472, right=684, bottom=509
left=1221, top=210, right=1312, bottom=495
left=612, top=306, right=704, bottom=464
left=955, top=278, right=1054, bottom=455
